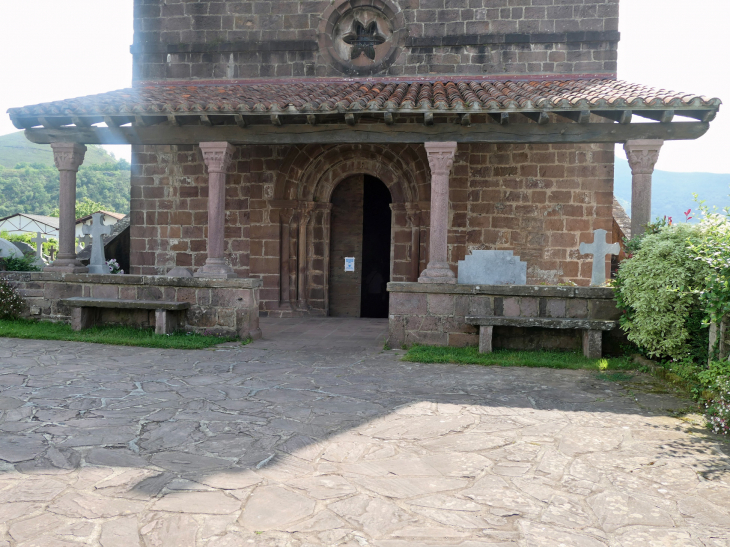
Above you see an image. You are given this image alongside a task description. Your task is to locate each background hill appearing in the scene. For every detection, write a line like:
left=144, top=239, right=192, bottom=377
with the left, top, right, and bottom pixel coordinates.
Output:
left=0, top=132, right=130, bottom=218
left=0, top=131, right=116, bottom=168
left=614, top=159, right=730, bottom=221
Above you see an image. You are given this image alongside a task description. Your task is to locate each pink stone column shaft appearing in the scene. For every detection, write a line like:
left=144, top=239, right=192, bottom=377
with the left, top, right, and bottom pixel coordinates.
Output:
left=45, top=143, right=88, bottom=273
left=195, top=142, right=237, bottom=279
left=419, top=142, right=457, bottom=283
left=624, top=140, right=663, bottom=237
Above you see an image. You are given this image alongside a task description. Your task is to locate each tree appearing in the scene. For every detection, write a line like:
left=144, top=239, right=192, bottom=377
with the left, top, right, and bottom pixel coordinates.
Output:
left=51, top=197, right=114, bottom=219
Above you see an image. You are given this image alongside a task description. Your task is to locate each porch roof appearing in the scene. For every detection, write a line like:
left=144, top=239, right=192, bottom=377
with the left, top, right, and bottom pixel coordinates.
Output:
left=8, top=78, right=722, bottom=146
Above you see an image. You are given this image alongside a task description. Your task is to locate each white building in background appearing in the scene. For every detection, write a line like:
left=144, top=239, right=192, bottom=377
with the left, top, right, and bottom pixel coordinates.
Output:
left=0, top=211, right=125, bottom=242
left=0, top=213, right=59, bottom=237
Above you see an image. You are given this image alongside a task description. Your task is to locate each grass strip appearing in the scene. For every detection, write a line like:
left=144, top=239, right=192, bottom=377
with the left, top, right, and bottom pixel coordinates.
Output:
left=0, top=318, right=240, bottom=349
left=402, top=344, right=641, bottom=373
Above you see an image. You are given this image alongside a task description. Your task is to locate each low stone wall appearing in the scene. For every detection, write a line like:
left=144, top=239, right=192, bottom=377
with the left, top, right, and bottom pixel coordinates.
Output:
left=1, top=272, right=262, bottom=340
left=387, top=282, right=623, bottom=353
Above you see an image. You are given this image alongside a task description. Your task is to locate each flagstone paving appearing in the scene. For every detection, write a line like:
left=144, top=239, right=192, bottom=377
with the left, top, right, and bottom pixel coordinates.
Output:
left=0, top=317, right=729, bottom=546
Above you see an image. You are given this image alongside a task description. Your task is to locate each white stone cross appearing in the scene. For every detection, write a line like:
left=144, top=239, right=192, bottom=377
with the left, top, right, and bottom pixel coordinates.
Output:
left=82, top=213, right=112, bottom=274
left=579, top=229, right=620, bottom=286
left=32, top=232, right=47, bottom=260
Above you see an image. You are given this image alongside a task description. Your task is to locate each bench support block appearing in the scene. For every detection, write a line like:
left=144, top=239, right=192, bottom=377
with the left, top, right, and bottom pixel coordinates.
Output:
left=582, top=329, right=602, bottom=359
left=155, top=309, right=184, bottom=335
left=478, top=325, right=493, bottom=354
left=71, top=308, right=100, bottom=331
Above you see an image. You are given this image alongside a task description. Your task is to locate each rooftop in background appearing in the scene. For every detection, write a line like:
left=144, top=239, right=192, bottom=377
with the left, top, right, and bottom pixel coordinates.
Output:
left=75, top=211, right=126, bottom=224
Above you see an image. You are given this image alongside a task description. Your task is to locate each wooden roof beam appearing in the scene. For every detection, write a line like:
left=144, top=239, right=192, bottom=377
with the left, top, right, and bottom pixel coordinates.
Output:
left=489, top=112, right=510, bottom=125
left=556, top=110, right=591, bottom=124
left=522, top=111, right=550, bottom=125
left=594, top=110, right=633, bottom=124
left=675, top=110, right=717, bottom=123
left=634, top=110, right=675, bottom=123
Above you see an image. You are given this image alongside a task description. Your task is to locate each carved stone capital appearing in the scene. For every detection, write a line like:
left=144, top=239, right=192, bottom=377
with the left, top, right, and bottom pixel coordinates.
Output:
left=404, top=202, right=420, bottom=227
left=200, top=142, right=235, bottom=173
left=623, top=139, right=663, bottom=175
left=51, top=142, right=87, bottom=172
left=424, top=142, right=458, bottom=176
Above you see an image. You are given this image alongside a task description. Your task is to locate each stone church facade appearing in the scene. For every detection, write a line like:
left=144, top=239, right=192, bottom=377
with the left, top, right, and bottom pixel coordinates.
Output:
left=7, top=0, right=719, bottom=347
left=129, top=0, right=620, bottom=316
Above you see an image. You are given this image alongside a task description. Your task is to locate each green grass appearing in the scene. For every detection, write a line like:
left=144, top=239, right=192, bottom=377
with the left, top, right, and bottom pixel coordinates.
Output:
left=403, top=344, right=640, bottom=372
left=0, top=318, right=240, bottom=349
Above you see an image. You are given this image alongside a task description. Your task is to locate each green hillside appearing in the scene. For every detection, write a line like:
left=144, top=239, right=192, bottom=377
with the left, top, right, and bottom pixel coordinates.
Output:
left=0, top=132, right=130, bottom=218
left=614, top=159, right=730, bottom=222
left=0, top=131, right=117, bottom=168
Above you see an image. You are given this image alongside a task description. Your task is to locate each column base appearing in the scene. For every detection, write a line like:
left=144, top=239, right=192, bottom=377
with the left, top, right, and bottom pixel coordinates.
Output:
left=418, top=263, right=456, bottom=284
left=194, top=259, right=237, bottom=279
left=45, top=259, right=88, bottom=274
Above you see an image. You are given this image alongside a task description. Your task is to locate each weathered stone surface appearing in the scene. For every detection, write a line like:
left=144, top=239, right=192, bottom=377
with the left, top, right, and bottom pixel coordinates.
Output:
left=152, top=491, right=241, bottom=514
left=458, top=250, right=527, bottom=286
left=0, top=319, right=727, bottom=545
left=238, top=486, right=315, bottom=531
left=100, top=517, right=141, bottom=547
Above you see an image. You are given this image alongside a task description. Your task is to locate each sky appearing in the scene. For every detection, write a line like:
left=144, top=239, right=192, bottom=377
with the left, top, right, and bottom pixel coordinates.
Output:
left=0, top=0, right=728, bottom=173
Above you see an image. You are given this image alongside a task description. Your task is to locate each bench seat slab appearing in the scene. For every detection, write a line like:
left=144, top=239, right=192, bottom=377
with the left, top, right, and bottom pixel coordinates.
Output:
left=466, top=316, right=617, bottom=331
left=61, top=297, right=190, bottom=311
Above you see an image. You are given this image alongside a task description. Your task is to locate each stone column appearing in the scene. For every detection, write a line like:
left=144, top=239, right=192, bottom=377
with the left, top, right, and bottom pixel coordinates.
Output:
left=419, top=142, right=457, bottom=283
left=405, top=203, right=421, bottom=283
left=624, top=140, right=663, bottom=237
left=297, top=202, right=315, bottom=310
left=45, top=143, right=88, bottom=273
left=195, top=142, right=237, bottom=279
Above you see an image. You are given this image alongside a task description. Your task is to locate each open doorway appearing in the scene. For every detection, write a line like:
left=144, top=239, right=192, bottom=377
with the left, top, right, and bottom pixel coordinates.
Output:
left=361, top=175, right=392, bottom=318
left=328, top=175, right=392, bottom=318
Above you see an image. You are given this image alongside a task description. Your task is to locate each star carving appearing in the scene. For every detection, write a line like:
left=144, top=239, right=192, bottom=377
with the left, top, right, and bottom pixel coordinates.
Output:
left=343, top=20, right=386, bottom=61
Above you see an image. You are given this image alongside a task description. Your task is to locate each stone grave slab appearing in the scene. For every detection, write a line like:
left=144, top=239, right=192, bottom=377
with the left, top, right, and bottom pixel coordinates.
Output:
left=0, top=238, right=21, bottom=259
left=457, top=250, right=527, bottom=286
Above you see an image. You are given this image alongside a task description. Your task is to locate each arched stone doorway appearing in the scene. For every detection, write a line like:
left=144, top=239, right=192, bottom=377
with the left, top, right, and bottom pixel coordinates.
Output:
left=270, top=144, right=428, bottom=316
left=329, top=174, right=392, bottom=318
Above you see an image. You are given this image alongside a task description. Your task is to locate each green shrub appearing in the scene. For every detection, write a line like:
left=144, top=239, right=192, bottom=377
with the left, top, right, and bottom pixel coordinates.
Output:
left=0, top=278, right=24, bottom=319
left=0, top=253, right=42, bottom=272
left=615, top=223, right=710, bottom=360
left=705, top=376, right=730, bottom=436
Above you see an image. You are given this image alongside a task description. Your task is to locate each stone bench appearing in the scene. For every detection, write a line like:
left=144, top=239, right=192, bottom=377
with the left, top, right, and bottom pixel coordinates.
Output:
left=465, top=316, right=619, bottom=358
left=60, top=297, right=191, bottom=335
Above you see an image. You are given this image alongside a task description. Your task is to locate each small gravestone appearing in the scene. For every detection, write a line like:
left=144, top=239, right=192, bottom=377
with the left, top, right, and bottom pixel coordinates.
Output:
left=579, top=228, right=620, bottom=286
left=167, top=267, right=193, bottom=277
left=458, top=250, right=527, bottom=285
left=0, top=238, right=21, bottom=259
left=83, top=213, right=112, bottom=274
left=12, top=241, right=34, bottom=255
left=76, top=233, right=91, bottom=253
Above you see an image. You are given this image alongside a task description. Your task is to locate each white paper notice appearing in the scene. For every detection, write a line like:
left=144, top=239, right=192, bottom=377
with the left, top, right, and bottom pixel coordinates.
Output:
left=345, top=257, right=355, bottom=272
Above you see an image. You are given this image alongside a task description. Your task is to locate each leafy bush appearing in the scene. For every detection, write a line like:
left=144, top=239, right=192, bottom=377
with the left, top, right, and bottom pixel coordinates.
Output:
left=0, top=253, right=42, bottom=272
left=705, top=376, right=730, bottom=436
left=0, top=278, right=24, bottom=319
left=615, top=222, right=710, bottom=360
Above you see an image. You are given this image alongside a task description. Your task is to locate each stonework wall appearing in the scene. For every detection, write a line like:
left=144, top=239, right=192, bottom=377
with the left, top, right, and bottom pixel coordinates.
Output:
left=132, top=0, right=619, bottom=81
left=130, top=141, right=614, bottom=314
left=1, top=272, right=262, bottom=339
left=387, top=282, right=622, bottom=351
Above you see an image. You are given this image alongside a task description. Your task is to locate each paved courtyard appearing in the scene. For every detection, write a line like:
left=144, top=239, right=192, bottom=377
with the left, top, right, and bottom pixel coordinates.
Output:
left=0, top=317, right=729, bottom=547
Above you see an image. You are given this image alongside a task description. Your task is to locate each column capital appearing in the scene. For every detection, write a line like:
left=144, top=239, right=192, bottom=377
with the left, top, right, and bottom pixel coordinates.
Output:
left=200, top=142, right=235, bottom=173
left=623, top=139, right=663, bottom=175
left=51, top=142, right=87, bottom=172
left=424, top=142, right=458, bottom=176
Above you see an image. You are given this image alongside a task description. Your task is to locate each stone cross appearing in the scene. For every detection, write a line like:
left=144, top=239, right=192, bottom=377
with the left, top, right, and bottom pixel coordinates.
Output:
left=579, top=229, right=620, bottom=286
left=82, top=213, right=112, bottom=274
left=77, top=233, right=91, bottom=253
left=32, top=232, right=47, bottom=260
